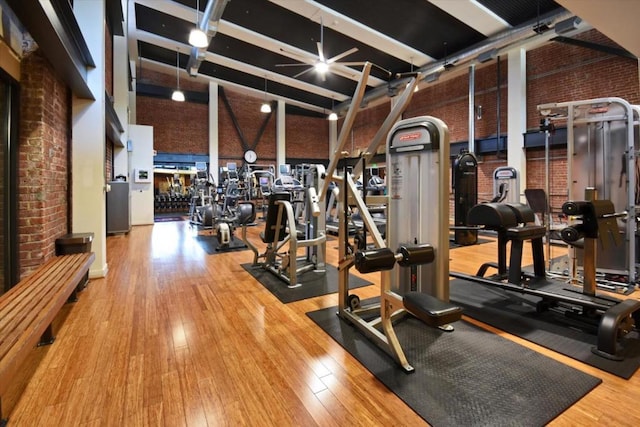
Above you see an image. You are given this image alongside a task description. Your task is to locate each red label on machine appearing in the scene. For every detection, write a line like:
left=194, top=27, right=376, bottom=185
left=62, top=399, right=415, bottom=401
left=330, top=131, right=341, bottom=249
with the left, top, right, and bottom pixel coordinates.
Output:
left=399, top=132, right=421, bottom=141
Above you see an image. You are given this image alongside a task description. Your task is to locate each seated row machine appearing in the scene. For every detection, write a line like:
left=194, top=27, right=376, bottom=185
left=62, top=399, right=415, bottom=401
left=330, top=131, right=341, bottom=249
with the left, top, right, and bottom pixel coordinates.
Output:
left=450, top=198, right=640, bottom=360
left=354, top=244, right=462, bottom=328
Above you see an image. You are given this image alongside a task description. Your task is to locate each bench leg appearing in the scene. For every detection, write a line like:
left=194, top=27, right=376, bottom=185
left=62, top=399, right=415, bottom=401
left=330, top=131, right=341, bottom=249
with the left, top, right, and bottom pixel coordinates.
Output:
left=1, top=396, right=6, bottom=427
left=38, top=324, right=56, bottom=346
left=67, top=288, right=78, bottom=303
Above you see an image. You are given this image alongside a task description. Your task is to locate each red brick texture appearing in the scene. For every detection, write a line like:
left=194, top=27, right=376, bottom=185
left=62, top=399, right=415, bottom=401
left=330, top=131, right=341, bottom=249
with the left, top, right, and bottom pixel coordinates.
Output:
left=18, top=49, right=70, bottom=276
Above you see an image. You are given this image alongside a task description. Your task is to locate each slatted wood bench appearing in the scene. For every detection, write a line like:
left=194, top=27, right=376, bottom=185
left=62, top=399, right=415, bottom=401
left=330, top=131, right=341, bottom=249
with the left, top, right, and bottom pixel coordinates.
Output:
left=0, top=252, right=95, bottom=422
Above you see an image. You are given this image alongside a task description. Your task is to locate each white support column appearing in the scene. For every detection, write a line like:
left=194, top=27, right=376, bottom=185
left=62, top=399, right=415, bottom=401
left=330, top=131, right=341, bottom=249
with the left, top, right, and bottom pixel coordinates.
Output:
left=276, top=100, right=286, bottom=173
left=209, top=81, right=219, bottom=181
left=72, top=0, right=107, bottom=277
left=507, top=48, right=527, bottom=202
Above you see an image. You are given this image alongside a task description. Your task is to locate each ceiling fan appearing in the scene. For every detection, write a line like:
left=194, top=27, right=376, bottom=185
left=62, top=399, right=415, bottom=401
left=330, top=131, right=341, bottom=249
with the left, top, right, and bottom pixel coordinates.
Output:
left=276, top=19, right=360, bottom=81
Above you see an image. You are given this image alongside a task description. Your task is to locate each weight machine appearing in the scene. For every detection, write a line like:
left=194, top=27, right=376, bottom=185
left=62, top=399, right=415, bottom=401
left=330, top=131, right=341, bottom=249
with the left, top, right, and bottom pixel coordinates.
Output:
left=538, top=97, right=640, bottom=291
left=451, top=191, right=640, bottom=360
left=319, top=63, right=462, bottom=372
left=241, top=164, right=327, bottom=287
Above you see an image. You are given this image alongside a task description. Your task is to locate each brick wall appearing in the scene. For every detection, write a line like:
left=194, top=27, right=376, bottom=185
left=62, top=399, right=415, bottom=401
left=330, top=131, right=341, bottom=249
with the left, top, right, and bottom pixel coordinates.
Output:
left=19, top=49, right=70, bottom=276
left=136, top=70, right=330, bottom=169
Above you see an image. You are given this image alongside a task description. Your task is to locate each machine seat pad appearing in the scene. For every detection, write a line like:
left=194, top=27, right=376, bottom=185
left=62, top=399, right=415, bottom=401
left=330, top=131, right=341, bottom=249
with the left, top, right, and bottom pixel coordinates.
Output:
left=404, top=292, right=463, bottom=327
left=505, top=224, right=546, bottom=240
left=467, top=203, right=518, bottom=229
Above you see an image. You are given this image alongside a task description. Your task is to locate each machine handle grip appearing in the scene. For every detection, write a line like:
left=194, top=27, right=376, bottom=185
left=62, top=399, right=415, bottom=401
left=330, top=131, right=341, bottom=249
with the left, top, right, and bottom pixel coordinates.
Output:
left=308, top=187, right=320, bottom=217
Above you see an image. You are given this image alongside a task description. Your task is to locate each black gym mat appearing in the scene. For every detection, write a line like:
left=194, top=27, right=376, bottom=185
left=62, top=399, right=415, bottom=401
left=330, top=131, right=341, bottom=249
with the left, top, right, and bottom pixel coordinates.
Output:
left=194, top=235, right=249, bottom=254
left=242, top=263, right=372, bottom=303
left=449, top=278, right=640, bottom=379
left=307, top=305, right=601, bottom=426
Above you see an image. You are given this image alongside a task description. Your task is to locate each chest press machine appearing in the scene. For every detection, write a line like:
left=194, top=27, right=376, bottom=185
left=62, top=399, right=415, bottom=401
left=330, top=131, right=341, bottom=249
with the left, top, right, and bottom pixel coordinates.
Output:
left=240, top=165, right=327, bottom=288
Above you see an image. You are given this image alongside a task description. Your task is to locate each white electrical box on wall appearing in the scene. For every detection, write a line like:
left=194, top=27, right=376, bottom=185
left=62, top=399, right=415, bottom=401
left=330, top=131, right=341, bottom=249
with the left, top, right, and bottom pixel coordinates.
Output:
left=134, top=168, right=151, bottom=183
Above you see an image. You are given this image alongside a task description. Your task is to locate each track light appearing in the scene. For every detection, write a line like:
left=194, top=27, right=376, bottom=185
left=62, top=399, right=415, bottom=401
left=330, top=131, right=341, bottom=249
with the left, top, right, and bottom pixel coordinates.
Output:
left=477, top=48, right=499, bottom=63
left=189, top=0, right=209, bottom=48
left=171, top=49, right=185, bottom=102
left=425, top=72, right=441, bottom=83
left=555, top=16, right=582, bottom=35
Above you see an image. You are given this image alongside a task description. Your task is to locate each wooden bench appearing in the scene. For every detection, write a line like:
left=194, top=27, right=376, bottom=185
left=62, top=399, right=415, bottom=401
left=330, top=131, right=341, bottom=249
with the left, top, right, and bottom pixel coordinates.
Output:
left=0, top=252, right=95, bottom=422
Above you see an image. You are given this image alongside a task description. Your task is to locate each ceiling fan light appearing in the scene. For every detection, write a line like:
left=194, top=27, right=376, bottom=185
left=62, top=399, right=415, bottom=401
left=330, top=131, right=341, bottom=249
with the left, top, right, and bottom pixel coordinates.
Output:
left=315, top=61, right=329, bottom=74
left=171, top=89, right=185, bottom=102
left=260, top=102, right=272, bottom=113
left=328, top=112, right=338, bottom=121
left=189, top=28, right=208, bottom=48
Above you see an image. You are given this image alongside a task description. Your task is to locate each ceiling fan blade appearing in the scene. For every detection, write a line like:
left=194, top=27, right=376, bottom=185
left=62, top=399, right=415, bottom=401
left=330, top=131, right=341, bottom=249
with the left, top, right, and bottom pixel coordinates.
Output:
left=275, top=63, right=312, bottom=68
left=293, top=67, right=315, bottom=79
left=317, top=42, right=325, bottom=63
left=334, top=61, right=367, bottom=67
left=278, top=48, right=316, bottom=65
left=327, top=47, right=358, bottom=64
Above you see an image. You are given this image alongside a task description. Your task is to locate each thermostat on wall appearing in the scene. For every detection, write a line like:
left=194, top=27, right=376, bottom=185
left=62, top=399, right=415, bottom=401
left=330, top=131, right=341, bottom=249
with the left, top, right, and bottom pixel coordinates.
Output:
left=134, top=168, right=151, bottom=183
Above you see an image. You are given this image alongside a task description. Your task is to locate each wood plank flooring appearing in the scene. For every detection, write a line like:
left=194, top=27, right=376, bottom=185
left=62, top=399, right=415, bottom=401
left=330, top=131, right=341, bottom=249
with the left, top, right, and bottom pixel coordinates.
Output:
left=4, top=220, right=640, bottom=426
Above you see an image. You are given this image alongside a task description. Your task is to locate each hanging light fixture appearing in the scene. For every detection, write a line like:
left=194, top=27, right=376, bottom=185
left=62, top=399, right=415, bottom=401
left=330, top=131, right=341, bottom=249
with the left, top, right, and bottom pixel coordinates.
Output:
left=260, top=76, right=271, bottom=113
left=171, top=49, right=185, bottom=102
left=328, top=97, right=337, bottom=121
left=189, top=0, right=209, bottom=48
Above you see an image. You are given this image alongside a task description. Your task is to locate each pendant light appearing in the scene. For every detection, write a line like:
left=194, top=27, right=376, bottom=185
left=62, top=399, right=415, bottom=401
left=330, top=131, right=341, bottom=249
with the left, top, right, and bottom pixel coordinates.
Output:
left=189, top=0, right=209, bottom=48
left=171, top=49, right=185, bottom=102
left=260, top=76, right=271, bottom=113
left=327, top=97, right=337, bottom=121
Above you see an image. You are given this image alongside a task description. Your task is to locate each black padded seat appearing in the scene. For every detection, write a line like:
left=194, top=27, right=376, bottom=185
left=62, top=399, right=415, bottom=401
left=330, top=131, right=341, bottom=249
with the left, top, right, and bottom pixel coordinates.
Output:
left=236, top=202, right=256, bottom=226
left=260, top=192, right=291, bottom=244
left=404, top=292, right=463, bottom=327
left=467, top=202, right=518, bottom=229
left=466, top=202, right=546, bottom=282
left=504, top=203, right=536, bottom=224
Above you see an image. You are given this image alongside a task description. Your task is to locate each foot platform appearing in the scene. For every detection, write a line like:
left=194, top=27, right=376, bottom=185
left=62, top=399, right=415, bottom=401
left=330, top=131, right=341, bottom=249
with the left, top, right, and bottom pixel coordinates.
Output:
left=403, top=292, right=463, bottom=327
left=593, top=299, right=640, bottom=360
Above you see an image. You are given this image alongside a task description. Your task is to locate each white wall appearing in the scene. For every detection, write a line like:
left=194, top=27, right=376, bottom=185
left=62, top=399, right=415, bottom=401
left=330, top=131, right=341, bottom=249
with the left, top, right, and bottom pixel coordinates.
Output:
left=129, top=125, right=154, bottom=225
left=72, top=0, right=107, bottom=278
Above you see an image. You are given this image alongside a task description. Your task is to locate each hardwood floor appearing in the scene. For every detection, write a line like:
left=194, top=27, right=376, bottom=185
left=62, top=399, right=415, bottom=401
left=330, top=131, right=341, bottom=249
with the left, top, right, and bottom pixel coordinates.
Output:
left=5, top=220, right=640, bottom=426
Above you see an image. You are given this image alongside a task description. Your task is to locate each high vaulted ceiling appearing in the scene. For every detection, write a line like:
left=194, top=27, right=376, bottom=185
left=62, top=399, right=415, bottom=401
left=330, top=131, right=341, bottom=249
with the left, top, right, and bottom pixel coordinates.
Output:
left=129, top=0, right=586, bottom=117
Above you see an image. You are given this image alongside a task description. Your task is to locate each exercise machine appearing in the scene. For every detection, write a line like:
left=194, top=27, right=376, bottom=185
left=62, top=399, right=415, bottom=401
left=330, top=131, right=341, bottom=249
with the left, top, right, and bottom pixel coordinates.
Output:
left=241, top=164, right=327, bottom=287
left=328, top=108, right=462, bottom=371
left=452, top=149, right=478, bottom=245
left=451, top=194, right=640, bottom=360
left=492, top=166, right=519, bottom=203
left=538, top=97, right=639, bottom=291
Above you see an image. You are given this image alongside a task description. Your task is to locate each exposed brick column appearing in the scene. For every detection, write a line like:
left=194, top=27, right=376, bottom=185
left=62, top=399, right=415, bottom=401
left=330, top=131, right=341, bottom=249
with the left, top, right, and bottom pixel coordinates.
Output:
left=18, top=49, right=70, bottom=276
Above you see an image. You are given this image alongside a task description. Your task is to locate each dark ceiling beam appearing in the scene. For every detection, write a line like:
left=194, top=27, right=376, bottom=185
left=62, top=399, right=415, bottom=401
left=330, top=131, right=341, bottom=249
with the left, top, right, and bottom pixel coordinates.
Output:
left=7, top=0, right=94, bottom=99
left=552, top=36, right=636, bottom=59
